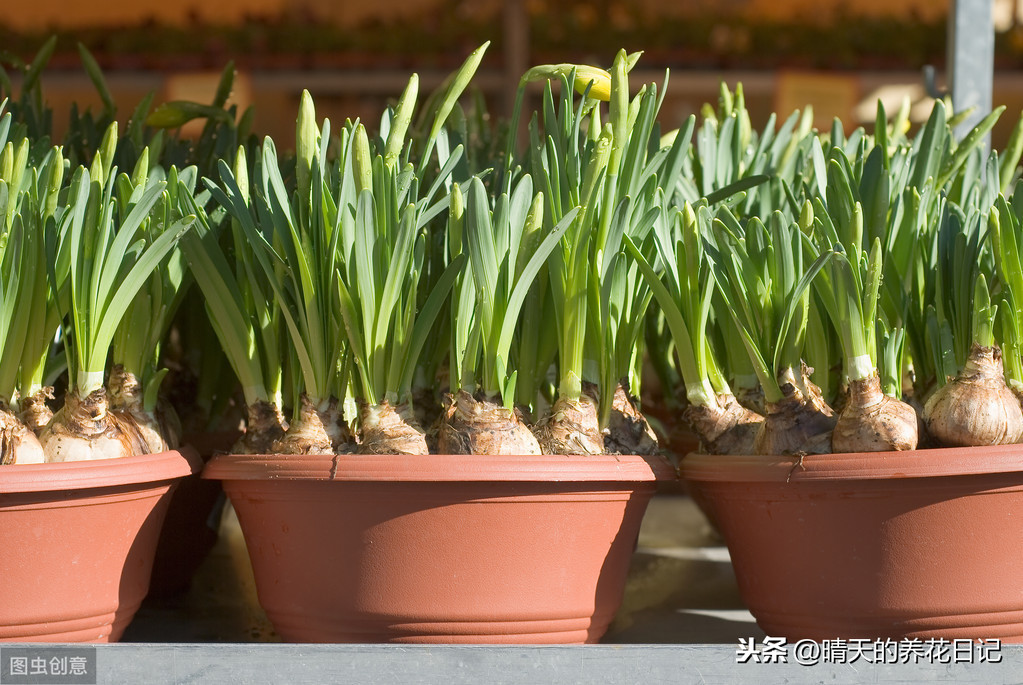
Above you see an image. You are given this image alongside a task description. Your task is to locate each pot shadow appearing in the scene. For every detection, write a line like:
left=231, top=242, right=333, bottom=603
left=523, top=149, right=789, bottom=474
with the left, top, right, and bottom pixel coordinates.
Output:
left=120, top=501, right=278, bottom=643
left=145, top=476, right=225, bottom=599
left=107, top=483, right=179, bottom=641
left=599, top=493, right=761, bottom=644
left=600, top=549, right=763, bottom=643
left=145, top=435, right=239, bottom=599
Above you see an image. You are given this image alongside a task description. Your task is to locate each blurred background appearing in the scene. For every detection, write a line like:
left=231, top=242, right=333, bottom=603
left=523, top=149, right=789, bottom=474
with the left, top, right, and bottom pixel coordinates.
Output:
left=2, top=0, right=1022, bottom=148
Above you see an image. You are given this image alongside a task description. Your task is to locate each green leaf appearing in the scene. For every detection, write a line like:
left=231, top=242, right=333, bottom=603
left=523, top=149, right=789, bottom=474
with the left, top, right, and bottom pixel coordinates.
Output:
left=704, top=174, right=770, bottom=205
left=92, top=215, right=193, bottom=375
left=773, top=249, right=834, bottom=375
left=1000, top=112, right=1023, bottom=194
left=910, top=100, right=948, bottom=189
left=77, top=43, right=116, bottom=117
left=374, top=204, right=418, bottom=348
left=496, top=207, right=579, bottom=369
left=398, top=254, right=467, bottom=394
left=464, top=177, right=499, bottom=337
left=94, top=181, right=166, bottom=318
left=425, top=42, right=489, bottom=144
left=22, top=36, right=56, bottom=96
left=936, top=106, right=1005, bottom=189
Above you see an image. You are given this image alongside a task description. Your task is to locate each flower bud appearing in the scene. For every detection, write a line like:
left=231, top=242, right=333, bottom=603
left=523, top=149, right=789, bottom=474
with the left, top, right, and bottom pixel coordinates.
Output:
left=520, top=63, right=612, bottom=102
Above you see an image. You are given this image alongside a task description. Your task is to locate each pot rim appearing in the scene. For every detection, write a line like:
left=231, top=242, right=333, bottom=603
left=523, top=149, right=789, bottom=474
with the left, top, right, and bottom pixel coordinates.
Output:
left=0, top=447, right=202, bottom=494
left=202, top=452, right=677, bottom=483
left=681, top=443, right=1023, bottom=483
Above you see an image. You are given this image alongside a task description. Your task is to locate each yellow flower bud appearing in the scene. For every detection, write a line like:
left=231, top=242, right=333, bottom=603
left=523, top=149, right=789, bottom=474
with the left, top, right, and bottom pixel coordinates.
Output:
left=520, top=63, right=612, bottom=102
left=572, top=65, right=612, bottom=101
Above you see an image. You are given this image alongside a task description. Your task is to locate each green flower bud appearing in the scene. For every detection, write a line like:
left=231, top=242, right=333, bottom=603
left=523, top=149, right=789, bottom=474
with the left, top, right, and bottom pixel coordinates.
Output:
left=384, top=74, right=418, bottom=170
left=145, top=101, right=232, bottom=129
left=448, top=182, right=464, bottom=259
left=353, top=124, right=373, bottom=195
left=296, top=90, right=318, bottom=202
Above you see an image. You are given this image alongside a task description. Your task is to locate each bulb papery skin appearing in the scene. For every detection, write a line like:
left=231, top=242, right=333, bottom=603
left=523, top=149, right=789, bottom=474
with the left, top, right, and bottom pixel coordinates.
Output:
left=438, top=389, right=542, bottom=455
left=18, top=387, right=54, bottom=435
left=534, top=385, right=605, bottom=456
left=752, top=366, right=836, bottom=456
left=604, top=382, right=660, bottom=456
left=40, top=388, right=145, bottom=462
left=923, top=344, right=1023, bottom=447
left=357, top=400, right=430, bottom=455
left=108, top=365, right=166, bottom=454
left=232, top=400, right=288, bottom=454
left=0, top=406, right=45, bottom=465
left=271, top=394, right=351, bottom=455
left=736, top=384, right=766, bottom=416
left=684, top=393, right=764, bottom=455
left=832, top=374, right=918, bottom=453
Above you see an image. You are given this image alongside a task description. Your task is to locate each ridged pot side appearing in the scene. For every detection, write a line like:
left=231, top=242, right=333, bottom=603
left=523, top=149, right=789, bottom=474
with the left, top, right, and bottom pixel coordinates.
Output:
left=205, top=453, right=675, bottom=644
left=682, top=448, right=1023, bottom=641
left=0, top=449, right=200, bottom=642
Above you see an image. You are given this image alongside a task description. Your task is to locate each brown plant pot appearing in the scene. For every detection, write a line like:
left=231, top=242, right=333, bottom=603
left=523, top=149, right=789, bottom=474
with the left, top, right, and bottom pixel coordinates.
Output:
left=0, top=449, right=201, bottom=642
left=204, top=452, right=676, bottom=643
left=681, top=445, right=1023, bottom=641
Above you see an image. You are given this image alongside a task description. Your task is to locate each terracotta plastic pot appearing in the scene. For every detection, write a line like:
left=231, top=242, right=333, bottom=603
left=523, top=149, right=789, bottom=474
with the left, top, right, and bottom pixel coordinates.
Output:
left=682, top=445, right=1023, bottom=641
left=0, top=449, right=201, bottom=642
left=204, top=452, right=675, bottom=643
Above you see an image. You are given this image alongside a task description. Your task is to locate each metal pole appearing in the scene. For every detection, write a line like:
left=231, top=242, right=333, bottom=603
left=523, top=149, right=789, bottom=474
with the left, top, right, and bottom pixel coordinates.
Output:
left=947, top=0, right=995, bottom=140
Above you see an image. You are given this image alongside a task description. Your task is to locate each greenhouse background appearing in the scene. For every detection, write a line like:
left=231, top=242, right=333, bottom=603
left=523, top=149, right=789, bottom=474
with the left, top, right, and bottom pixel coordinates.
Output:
left=2, top=0, right=1019, bottom=146
left=2, top=1, right=1022, bottom=682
